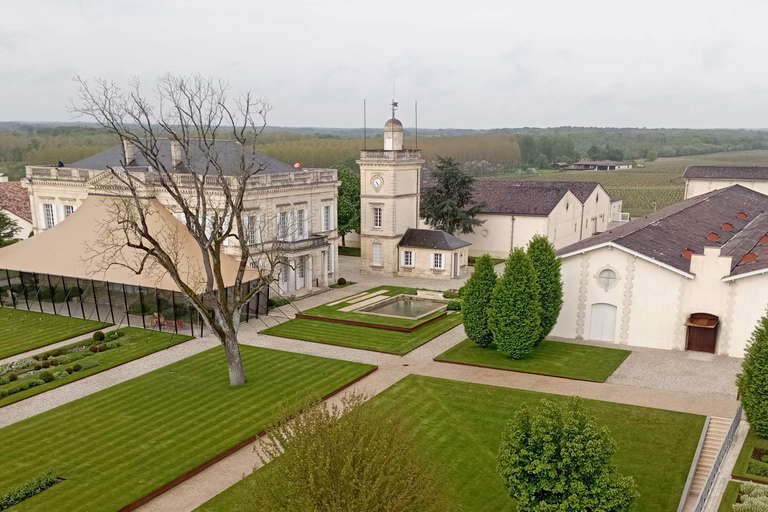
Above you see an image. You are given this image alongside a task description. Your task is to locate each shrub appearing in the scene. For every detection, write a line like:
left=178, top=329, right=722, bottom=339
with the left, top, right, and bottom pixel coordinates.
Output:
left=57, top=371, right=69, bottom=378
left=39, top=371, right=54, bottom=383
left=53, top=290, right=67, bottom=303
left=527, top=235, right=563, bottom=345
left=462, top=254, right=498, bottom=348
left=33, top=364, right=41, bottom=371
left=97, top=344, right=107, bottom=352
left=498, top=397, right=638, bottom=511
left=442, top=291, right=460, bottom=299
left=268, top=298, right=291, bottom=308
left=244, top=392, right=449, bottom=511
left=40, top=353, right=49, bottom=361
left=0, top=470, right=58, bottom=510
left=41, top=361, right=51, bottom=369
left=114, top=330, right=125, bottom=337
left=89, top=345, right=98, bottom=353
left=447, top=299, right=462, bottom=311
left=735, top=482, right=768, bottom=512
left=105, top=341, right=121, bottom=350
left=72, top=364, right=82, bottom=372
left=64, top=368, right=73, bottom=374
left=8, top=373, right=17, bottom=382
left=749, top=459, right=768, bottom=478
left=37, top=288, right=52, bottom=300
left=489, top=248, right=541, bottom=359
left=50, top=359, right=59, bottom=367
left=337, top=277, right=347, bottom=286
left=78, top=360, right=100, bottom=371
left=0, top=379, right=46, bottom=399
left=738, top=309, right=768, bottom=437
left=93, top=331, right=105, bottom=342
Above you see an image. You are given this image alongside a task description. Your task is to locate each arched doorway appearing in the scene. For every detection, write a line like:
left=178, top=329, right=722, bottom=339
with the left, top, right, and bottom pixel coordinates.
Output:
left=685, top=313, right=719, bottom=353
left=590, top=303, right=617, bottom=342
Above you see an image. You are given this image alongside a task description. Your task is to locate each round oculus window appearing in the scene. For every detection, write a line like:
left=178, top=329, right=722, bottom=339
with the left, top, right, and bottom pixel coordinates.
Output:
left=598, top=269, right=617, bottom=288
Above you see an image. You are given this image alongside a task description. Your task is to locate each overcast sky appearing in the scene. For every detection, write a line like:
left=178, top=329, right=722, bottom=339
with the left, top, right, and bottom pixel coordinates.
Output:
left=2, top=0, right=768, bottom=129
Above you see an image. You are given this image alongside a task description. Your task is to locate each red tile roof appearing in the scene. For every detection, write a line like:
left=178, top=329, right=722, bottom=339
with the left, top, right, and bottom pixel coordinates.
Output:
left=0, top=181, right=32, bottom=223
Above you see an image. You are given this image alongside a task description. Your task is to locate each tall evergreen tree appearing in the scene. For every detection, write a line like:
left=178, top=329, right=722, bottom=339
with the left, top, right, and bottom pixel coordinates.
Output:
left=738, top=310, right=768, bottom=437
left=333, top=165, right=361, bottom=248
left=488, top=248, right=541, bottom=359
left=527, top=235, right=563, bottom=345
left=462, top=254, right=498, bottom=348
left=0, top=210, right=20, bottom=247
left=420, top=157, right=484, bottom=235
left=498, top=397, right=638, bottom=512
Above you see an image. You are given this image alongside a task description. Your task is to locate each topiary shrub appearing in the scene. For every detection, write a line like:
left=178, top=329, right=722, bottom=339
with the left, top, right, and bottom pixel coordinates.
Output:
left=97, top=344, right=107, bottom=352
left=78, top=360, right=100, bottom=371
left=443, top=291, right=460, bottom=299
left=738, top=309, right=768, bottom=437
left=447, top=299, right=462, bottom=311
left=50, top=359, right=59, bottom=367
left=489, top=248, right=541, bottom=359
left=89, top=345, right=98, bottom=353
left=39, top=371, right=54, bottom=383
left=527, top=235, right=563, bottom=345
left=268, top=298, right=291, bottom=308
left=8, top=373, right=17, bottom=382
left=64, top=367, right=73, bottom=374
left=463, top=254, right=499, bottom=348
left=93, top=331, right=105, bottom=342
left=73, top=364, right=82, bottom=372
left=41, top=360, right=51, bottom=369
left=33, top=364, right=42, bottom=371
left=337, top=277, right=347, bottom=286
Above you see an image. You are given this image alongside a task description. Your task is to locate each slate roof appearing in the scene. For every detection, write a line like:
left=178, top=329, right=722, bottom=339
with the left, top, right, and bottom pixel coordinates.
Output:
left=557, top=185, right=768, bottom=278
left=398, top=228, right=471, bottom=250
left=0, top=181, right=32, bottom=223
left=683, top=165, right=768, bottom=181
left=469, top=180, right=603, bottom=216
left=68, top=139, right=299, bottom=176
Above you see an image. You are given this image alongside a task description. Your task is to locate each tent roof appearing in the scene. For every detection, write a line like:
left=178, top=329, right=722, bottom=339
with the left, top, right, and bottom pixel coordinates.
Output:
left=0, top=195, right=257, bottom=293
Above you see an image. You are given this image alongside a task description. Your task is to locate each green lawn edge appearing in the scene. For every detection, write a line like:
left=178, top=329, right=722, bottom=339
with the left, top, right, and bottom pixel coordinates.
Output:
left=0, top=345, right=376, bottom=511
left=717, top=481, right=741, bottom=512
left=338, top=247, right=361, bottom=257
left=434, top=338, right=631, bottom=382
left=195, top=374, right=704, bottom=512
left=0, top=307, right=112, bottom=359
left=261, top=313, right=464, bottom=355
left=0, top=327, right=193, bottom=408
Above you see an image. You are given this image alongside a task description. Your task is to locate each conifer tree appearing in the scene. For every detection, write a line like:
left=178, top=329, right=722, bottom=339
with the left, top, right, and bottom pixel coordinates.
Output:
left=489, top=248, right=541, bottom=359
left=738, top=310, right=768, bottom=437
left=527, top=235, right=563, bottom=345
left=462, top=254, right=498, bottom=347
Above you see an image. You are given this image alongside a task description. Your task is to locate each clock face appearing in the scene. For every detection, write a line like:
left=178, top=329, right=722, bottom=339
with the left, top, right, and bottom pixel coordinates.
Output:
left=372, top=177, right=383, bottom=190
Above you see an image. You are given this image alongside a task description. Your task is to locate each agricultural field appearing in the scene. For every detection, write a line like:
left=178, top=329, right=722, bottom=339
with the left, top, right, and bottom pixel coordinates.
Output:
left=493, top=150, right=768, bottom=217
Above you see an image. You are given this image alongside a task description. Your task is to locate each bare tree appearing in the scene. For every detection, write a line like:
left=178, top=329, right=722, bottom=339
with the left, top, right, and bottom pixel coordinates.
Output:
left=72, top=74, right=279, bottom=386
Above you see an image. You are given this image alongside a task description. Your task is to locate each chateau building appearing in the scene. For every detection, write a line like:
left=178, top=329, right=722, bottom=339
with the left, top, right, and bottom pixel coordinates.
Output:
left=684, top=165, right=768, bottom=199
left=20, top=139, right=340, bottom=297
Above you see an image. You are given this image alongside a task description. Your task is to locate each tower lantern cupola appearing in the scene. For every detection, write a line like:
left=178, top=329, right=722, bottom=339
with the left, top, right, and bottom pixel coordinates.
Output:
left=384, top=117, right=403, bottom=151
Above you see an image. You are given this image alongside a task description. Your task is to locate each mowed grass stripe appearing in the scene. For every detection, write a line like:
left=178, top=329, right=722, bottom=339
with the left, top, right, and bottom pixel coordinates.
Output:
left=435, top=339, right=631, bottom=382
left=0, top=345, right=375, bottom=511
left=0, top=307, right=111, bottom=359
left=261, top=313, right=464, bottom=354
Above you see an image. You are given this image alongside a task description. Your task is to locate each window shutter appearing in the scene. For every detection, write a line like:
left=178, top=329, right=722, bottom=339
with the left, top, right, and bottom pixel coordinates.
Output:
left=430, top=253, right=434, bottom=269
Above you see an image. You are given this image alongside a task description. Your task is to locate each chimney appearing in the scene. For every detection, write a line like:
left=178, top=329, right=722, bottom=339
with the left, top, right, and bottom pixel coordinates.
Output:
left=122, top=139, right=135, bottom=165
left=171, top=140, right=182, bottom=168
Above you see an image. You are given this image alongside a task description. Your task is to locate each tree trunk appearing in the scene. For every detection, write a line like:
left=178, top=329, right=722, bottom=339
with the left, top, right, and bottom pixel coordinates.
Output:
left=341, top=234, right=346, bottom=248
left=223, top=332, right=246, bottom=386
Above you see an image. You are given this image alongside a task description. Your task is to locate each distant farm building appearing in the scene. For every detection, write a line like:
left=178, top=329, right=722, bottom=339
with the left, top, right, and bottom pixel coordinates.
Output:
left=568, top=160, right=632, bottom=171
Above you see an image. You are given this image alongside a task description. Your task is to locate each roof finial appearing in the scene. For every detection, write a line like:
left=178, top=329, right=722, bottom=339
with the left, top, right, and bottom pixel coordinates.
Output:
left=391, top=80, right=398, bottom=119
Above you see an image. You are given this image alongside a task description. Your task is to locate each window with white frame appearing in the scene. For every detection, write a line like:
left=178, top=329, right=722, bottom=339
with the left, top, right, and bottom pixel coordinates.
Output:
left=278, top=211, right=289, bottom=240
left=280, top=262, right=289, bottom=283
left=43, top=204, right=55, bottom=229
left=246, top=215, right=260, bottom=245
left=64, top=205, right=74, bottom=218
left=327, top=248, right=334, bottom=272
left=402, top=250, right=413, bottom=267
left=296, top=209, right=305, bottom=239
left=373, top=207, right=382, bottom=228
left=322, top=205, right=331, bottom=231
left=297, top=255, right=305, bottom=279
left=372, top=243, right=382, bottom=266
left=432, top=253, right=444, bottom=270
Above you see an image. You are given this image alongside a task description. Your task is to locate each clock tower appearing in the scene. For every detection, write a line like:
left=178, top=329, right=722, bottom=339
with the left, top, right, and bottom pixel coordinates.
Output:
left=358, top=109, right=424, bottom=275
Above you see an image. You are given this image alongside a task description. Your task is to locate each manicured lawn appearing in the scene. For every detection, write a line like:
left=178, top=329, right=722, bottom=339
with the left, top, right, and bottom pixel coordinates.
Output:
left=435, top=338, right=631, bottom=382
left=0, top=307, right=111, bottom=359
left=468, top=255, right=505, bottom=266
left=733, top=427, right=768, bottom=483
left=0, top=327, right=193, bottom=407
left=301, top=285, right=440, bottom=328
left=717, top=481, right=741, bottom=512
left=262, top=312, right=463, bottom=354
left=196, top=375, right=704, bottom=512
left=0, top=346, right=375, bottom=511
left=338, top=246, right=361, bottom=257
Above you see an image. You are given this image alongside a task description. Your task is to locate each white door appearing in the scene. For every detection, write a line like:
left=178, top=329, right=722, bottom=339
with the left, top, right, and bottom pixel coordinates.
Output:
left=452, top=254, right=459, bottom=277
left=590, top=303, right=617, bottom=342
left=296, top=256, right=305, bottom=290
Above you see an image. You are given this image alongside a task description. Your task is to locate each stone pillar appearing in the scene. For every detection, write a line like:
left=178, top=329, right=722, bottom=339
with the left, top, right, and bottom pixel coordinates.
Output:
left=306, top=253, right=314, bottom=292
left=322, top=251, right=329, bottom=288
left=287, top=258, right=296, bottom=294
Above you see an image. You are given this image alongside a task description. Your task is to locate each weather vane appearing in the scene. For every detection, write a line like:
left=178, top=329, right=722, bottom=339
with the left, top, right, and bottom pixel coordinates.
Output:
left=390, top=99, right=398, bottom=119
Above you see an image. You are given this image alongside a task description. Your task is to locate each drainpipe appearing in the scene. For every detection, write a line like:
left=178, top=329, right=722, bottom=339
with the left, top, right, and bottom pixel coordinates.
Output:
left=510, top=216, right=515, bottom=249
left=579, top=203, right=585, bottom=240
